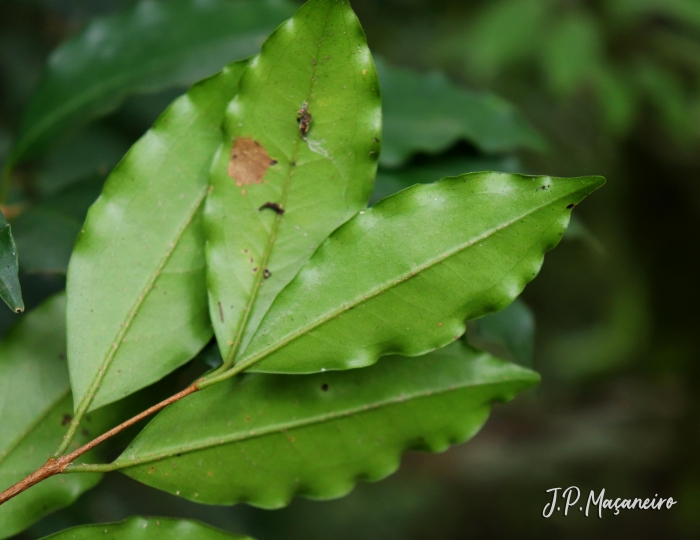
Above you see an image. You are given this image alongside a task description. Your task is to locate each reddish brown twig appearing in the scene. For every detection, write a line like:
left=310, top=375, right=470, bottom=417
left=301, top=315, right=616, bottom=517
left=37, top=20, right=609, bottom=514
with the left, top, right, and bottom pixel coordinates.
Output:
left=0, top=382, right=200, bottom=506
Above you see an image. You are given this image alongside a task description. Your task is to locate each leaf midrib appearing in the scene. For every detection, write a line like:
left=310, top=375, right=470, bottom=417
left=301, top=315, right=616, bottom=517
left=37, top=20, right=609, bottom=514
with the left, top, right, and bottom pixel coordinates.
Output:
left=75, top=185, right=209, bottom=411
left=114, top=367, right=530, bottom=468
left=223, top=8, right=333, bottom=366
left=0, top=388, right=70, bottom=468
left=237, top=185, right=587, bottom=369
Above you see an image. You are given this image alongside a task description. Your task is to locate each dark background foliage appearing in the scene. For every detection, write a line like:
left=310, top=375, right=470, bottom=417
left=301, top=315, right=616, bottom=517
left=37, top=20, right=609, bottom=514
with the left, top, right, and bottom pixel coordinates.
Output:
left=1, top=0, right=699, bottom=538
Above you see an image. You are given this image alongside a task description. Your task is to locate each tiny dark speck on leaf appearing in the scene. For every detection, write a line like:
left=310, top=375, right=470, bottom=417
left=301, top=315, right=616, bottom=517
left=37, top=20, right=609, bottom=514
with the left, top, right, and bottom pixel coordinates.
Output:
left=253, top=267, right=258, bottom=273
left=58, top=353, right=66, bottom=360
left=81, top=428, right=90, bottom=437
left=321, top=383, right=329, bottom=391
left=567, top=203, right=575, bottom=209
left=374, top=137, right=379, bottom=143
left=61, top=414, right=72, bottom=426
left=263, top=269, right=272, bottom=279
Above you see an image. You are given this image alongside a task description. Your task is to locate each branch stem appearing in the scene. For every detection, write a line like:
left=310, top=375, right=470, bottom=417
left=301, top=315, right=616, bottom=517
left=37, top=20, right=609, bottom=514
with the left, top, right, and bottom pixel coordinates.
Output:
left=0, top=382, right=200, bottom=506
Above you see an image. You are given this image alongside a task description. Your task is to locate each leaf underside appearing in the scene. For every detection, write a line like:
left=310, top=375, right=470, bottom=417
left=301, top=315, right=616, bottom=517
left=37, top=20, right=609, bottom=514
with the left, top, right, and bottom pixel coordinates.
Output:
left=205, top=0, right=381, bottom=364
left=118, top=342, right=538, bottom=507
left=0, top=295, right=116, bottom=539
left=239, top=172, right=604, bottom=374
left=66, top=60, right=247, bottom=412
left=41, top=516, right=254, bottom=540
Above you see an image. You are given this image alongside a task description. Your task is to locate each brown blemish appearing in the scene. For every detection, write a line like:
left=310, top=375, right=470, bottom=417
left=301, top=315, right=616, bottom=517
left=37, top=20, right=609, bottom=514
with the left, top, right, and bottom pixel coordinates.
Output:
left=227, top=136, right=275, bottom=187
left=218, top=302, right=224, bottom=323
left=263, top=269, right=272, bottom=279
left=297, top=101, right=312, bottom=137
left=259, top=202, right=285, bottom=215
left=61, top=414, right=72, bottom=426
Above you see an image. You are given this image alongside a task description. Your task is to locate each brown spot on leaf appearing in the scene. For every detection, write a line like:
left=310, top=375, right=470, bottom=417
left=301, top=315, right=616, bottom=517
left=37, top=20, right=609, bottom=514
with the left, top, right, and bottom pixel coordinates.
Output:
left=227, top=136, right=274, bottom=187
left=218, top=302, right=224, bottom=323
left=263, top=269, right=272, bottom=279
left=61, top=414, right=72, bottom=426
left=297, top=101, right=312, bottom=137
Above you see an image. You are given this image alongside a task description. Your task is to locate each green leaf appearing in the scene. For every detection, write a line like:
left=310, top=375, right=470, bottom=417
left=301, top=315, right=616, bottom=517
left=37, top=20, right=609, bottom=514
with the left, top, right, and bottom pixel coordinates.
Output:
left=238, top=173, right=604, bottom=374
left=372, top=155, right=519, bottom=203
left=116, top=342, right=538, bottom=507
left=66, top=60, right=247, bottom=413
left=377, top=58, right=545, bottom=167
left=10, top=0, right=296, bottom=165
left=13, top=176, right=104, bottom=274
left=205, top=0, right=381, bottom=364
left=0, top=294, right=114, bottom=539
left=0, top=211, right=23, bottom=313
left=41, top=516, right=254, bottom=540
left=33, top=126, right=130, bottom=197
left=468, top=298, right=535, bottom=368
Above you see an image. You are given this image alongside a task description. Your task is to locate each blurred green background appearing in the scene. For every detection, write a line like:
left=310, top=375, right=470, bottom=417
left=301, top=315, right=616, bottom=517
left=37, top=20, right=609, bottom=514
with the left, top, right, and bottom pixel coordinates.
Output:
left=2, top=0, right=699, bottom=538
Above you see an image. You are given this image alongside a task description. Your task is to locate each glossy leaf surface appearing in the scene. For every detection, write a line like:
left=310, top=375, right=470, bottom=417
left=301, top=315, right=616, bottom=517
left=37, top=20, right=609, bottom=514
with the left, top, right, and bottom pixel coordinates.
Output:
left=0, top=295, right=112, bottom=539
left=376, top=58, right=545, bottom=167
left=371, top=154, right=519, bottom=204
left=0, top=211, right=23, bottom=313
left=42, top=516, right=253, bottom=540
left=205, top=0, right=381, bottom=363
left=10, top=0, right=295, bottom=165
left=241, top=173, right=603, bottom=373
left=67, top=61, right=247, bottom=412
left=119, top=343, right=538, bottom=507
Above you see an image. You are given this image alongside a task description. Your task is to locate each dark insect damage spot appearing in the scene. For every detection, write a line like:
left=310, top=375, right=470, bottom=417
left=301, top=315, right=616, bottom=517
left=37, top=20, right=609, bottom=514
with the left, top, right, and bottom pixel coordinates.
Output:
left=259, top=202, right=285, bottom=215
left=263, top=269, right=272, bottom=279
left=297, top=101, right=312, bottom=137
left=321, top=383, right=329, bottom=391
left=567, top=203, right=575, bottom=209
left=61, top=414, right=72, bottom=426
left=58, top=352, right=66, bottom=360
left=81, top=429, right=90, bottom=437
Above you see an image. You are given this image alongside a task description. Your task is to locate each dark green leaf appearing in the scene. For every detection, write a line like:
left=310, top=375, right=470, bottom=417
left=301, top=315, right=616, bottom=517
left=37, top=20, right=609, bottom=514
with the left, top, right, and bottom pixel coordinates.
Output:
left=10, top=0, right=296, bottom=165
left=41, top=516, right=254, bottom=540
left=67, top=61, right=247, bottom=412
left=117, top=343, right=538, bottom=507
left=240, top=173, right=604, bottom=374
left=468, top=298, right=535, bottom=368
left=205, top=0, right=381, bottom=364
left=12, top=176, right=104, bottom=274
left=0, top=211, right=23, bottom=313
left=377, top=58, right=545, bottom=167
left=0, top=294, right=115, bottom=539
